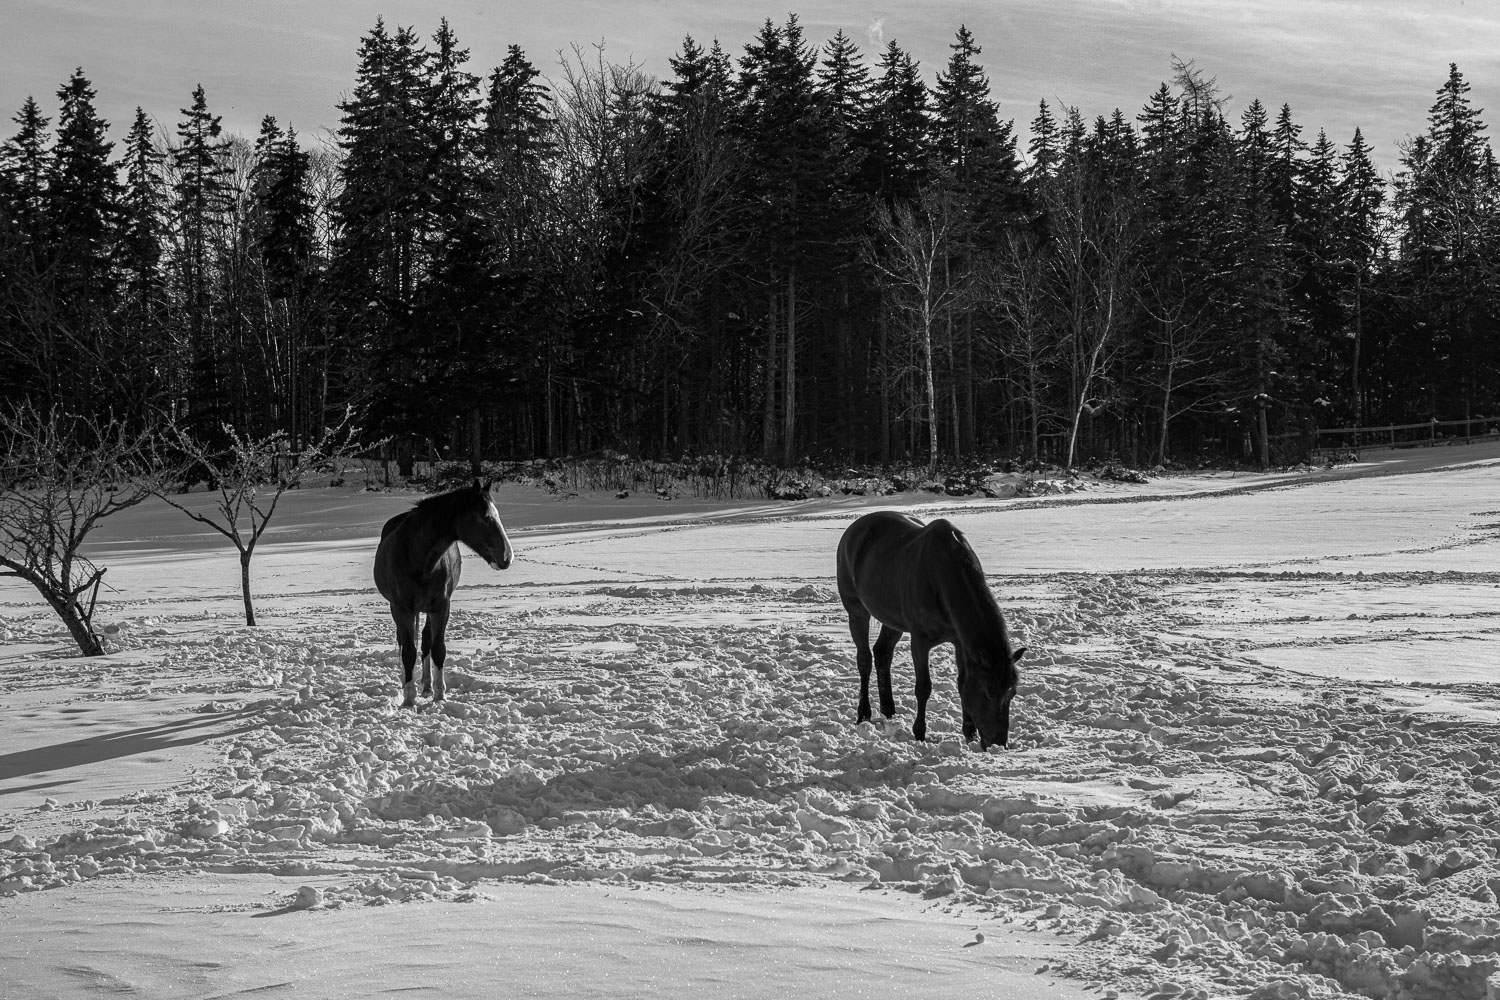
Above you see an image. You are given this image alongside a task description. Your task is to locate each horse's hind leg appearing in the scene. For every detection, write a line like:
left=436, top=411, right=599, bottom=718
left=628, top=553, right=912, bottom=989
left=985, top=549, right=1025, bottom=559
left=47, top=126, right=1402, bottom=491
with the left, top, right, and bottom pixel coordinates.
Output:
left=393, top=609, right=420, bottom=708
left=873, top=624, right=901, bottom=719
left=909, top=636, right=933, bottom=741
left=844, top=602, right=874, bottom=724
left=419, top=616, right=434, bottom=697
left=426, top=602, right=451, bottom=703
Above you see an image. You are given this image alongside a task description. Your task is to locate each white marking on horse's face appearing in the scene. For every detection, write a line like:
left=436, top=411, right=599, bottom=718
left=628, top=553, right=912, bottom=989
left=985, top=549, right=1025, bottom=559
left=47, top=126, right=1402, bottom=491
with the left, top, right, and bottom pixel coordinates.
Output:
left=485, top=500, right=513, bottom=569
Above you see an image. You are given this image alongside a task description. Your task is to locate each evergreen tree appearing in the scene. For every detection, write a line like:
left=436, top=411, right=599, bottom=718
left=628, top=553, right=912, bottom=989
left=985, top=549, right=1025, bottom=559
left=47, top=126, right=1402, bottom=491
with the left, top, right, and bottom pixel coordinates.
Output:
left=1427, top=62, right=1488, bottom=180
left=49, top=69, right=121, bottom=408
left=0, top=95, right=54, bottom=407
left=1335, top=127, right=1384, bottom=424
left=423, top=18, right=482, bottom=256
left=866, top=40, right=931, bottom=201
left=736, top=15, right=832, bottom=461
left=1, top=96, right=53, bottom=240
left=332, top=19, right=429, bottom=307
left=330, top=19, right=433, bottom=449
left=1269, top=103, right=1304, bottom=226
left=1027, top=100, right=1060, bottom=182
left=117, top=107, right=169, bottom=411
left=171, top=83, right=236, bottom=429
left=933, top=25, right=1024, bottom=233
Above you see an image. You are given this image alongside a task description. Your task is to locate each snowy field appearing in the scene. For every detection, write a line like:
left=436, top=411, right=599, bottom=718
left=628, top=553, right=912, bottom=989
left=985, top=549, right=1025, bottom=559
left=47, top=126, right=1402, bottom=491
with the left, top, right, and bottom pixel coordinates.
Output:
left=6, top=444, right=1500, bottom=999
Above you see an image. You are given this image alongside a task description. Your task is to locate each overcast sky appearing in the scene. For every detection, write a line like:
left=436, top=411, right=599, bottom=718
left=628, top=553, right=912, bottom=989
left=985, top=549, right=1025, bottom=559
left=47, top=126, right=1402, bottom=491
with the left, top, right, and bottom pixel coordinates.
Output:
left=2, top=0, right=1496, bottom=176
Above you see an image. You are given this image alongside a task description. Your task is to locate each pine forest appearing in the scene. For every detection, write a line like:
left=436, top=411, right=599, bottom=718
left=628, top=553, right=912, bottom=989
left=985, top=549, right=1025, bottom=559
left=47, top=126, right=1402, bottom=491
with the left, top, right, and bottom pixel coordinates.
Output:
left=2, top=16, right=1497, bottom=472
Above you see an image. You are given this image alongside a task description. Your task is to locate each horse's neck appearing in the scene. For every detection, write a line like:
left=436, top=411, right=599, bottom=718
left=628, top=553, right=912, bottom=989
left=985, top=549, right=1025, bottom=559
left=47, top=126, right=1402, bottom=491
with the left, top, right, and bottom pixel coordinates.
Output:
left=410, top=515, right=459, bottom=570
left=947, top=576, right=1008, bottom=651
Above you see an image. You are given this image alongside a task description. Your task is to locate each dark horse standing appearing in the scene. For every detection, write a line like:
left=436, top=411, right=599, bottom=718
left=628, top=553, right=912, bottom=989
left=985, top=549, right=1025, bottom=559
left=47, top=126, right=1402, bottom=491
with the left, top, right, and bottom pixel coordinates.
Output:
left=836, top=511, right=1025, bottom=749
left=373, top=480, right=513, bottom=708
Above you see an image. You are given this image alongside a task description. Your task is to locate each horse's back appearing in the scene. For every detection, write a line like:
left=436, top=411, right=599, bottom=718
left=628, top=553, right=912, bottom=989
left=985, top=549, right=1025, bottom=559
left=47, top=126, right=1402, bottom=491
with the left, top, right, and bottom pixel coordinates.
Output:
left=837, top=511, right=985, bottom=635
left=837, top=511, right=929, bottom=623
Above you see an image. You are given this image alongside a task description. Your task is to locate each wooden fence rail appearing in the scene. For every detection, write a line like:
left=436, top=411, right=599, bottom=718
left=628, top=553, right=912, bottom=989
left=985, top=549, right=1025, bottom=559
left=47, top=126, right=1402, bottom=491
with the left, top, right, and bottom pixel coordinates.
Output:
left=1307, top=416, right=1500, bottom=461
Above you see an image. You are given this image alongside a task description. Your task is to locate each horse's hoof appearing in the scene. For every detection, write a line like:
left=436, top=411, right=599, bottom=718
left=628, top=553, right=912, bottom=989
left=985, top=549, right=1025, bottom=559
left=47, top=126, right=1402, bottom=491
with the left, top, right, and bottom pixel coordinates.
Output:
left=401, top=683, right=417, bottom=708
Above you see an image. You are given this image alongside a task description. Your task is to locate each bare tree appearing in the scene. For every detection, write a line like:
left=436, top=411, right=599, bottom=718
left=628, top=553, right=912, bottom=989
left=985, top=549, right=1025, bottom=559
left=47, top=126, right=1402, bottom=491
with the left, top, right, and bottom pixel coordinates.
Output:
left=0, top=406, right=175, bottom=655
left=155, top=407, right=365, bottom=625
left=1137, top=267, right=1226, bottom=464
left=987, top=231, right=1061, bottom=460
left=866, top=188, right=964, bottom=469
left=1040, top=151, right=1142, bottom=469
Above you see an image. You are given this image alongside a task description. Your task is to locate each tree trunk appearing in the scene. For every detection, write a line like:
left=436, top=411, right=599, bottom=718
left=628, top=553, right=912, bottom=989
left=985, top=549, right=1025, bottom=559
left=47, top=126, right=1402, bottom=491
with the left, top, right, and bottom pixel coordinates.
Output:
left=240, top=548, right=256, bottom=626
left=1351, top=269, right=1362, bottom=429
left=1157, top=357, right=1175, bottom=466
left=923, top=302, right=938, bottom=470
left=763, top=291, right=778, bottom=461
left=879, top=301, right=890, bottom=464
left=469, top=406, right=482, bottom=477
left=1257, top=404, right=1270, bottom=470
left=782, top=266, right=797, bottom=467
left=40, top=585, right=105, bottom=656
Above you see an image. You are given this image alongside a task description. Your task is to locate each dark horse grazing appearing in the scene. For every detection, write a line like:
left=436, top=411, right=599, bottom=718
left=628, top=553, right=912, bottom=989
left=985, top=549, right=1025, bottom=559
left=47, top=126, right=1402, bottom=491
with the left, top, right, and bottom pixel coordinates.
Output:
left=836, top=511, right=1025, bottom=749
left=373, top=480, right=513, bottom=708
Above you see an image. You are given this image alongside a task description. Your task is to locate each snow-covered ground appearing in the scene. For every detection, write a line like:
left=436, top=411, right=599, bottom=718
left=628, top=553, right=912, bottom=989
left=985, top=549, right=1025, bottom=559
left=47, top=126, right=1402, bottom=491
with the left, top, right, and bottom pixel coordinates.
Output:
left=6, top=442, right=1500, bottom=999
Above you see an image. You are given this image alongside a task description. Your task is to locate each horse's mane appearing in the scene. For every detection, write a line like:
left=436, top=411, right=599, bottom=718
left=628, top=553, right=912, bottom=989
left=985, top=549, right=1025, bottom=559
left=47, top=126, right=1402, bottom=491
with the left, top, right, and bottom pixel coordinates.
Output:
left=413, top=484, right=482, bottom=515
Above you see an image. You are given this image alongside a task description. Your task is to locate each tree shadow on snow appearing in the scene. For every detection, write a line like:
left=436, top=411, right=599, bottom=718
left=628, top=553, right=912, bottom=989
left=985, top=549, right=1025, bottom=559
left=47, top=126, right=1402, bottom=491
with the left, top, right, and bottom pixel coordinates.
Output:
left=0, top=709, right=259, bottom=784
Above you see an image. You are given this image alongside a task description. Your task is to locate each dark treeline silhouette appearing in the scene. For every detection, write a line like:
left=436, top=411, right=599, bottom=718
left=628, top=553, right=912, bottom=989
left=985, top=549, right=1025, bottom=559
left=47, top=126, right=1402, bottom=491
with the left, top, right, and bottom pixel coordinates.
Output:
left=2, top=16, right=1497, bottom=470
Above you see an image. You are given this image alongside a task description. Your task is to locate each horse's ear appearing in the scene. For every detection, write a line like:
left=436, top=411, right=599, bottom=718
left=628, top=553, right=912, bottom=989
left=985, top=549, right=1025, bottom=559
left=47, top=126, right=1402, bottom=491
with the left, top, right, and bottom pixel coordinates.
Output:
left=483, top=477, right=494, bottom=493
left=1011, top=646, right=1027, bottom=663
left=472, top=478, right=483, bottom=494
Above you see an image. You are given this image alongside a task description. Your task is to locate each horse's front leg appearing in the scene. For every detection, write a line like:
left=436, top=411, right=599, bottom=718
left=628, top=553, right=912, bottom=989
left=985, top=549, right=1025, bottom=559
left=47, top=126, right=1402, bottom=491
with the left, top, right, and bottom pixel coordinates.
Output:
left=910, top=636, right=934, bottom=742
left=393, top=609, right=420, bottom=708
left=957, top=647, right=976, bottom=743
left=426, top=602, right=451, bottom=702
left=419, top=616, right=434, bottom=697
left=844, top=602, right=874, bottom=724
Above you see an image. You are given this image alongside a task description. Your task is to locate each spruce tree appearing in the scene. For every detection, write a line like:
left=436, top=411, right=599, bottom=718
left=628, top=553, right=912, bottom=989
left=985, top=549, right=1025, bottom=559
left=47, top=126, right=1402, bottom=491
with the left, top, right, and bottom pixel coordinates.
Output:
left=1, top=96, right=53, bottom=241
left=0, top=95, right=54, bottom=407
left=866, top=40, right=932, bottom=201
left=1027, top=100, right=1060, bottom=182
left=171, top=83, right=236, bottom=431
left=49, top=69, right=121, bottom=408
left=118, top=107, right=169, bottom=411
left=933, top=25, right=1024, bottom=234
left=736, top=15, right=831, bottom=462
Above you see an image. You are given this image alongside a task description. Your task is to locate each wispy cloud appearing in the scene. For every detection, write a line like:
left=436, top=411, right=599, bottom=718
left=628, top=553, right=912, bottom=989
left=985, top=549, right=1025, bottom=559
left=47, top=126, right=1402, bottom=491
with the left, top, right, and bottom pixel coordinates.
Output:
left=0, top=0, right=1494, bottom=176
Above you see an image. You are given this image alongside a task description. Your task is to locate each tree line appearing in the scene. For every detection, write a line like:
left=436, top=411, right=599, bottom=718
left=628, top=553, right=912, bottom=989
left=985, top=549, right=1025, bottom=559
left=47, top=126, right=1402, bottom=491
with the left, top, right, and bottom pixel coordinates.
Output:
left=2, top=15, right=1496, bottom=470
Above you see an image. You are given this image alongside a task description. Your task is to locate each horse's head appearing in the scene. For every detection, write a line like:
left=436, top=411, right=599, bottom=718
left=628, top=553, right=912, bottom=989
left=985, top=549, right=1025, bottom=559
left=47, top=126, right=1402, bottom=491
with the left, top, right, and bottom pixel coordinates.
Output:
left=961, top=644, right=1025, bottom=750
left=459, top=479, right=513, bottom=571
